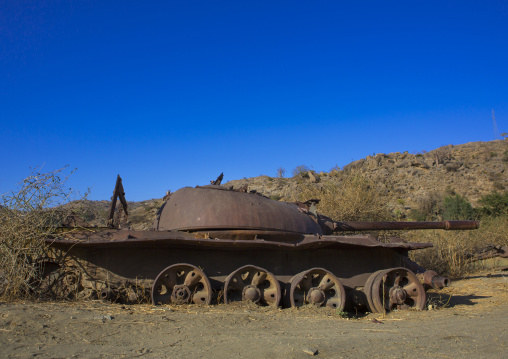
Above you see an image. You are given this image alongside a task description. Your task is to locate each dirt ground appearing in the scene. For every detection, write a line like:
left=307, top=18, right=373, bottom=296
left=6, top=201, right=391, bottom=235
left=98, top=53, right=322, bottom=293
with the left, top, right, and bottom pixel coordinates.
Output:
left=1, top=270, right=507, bottom=359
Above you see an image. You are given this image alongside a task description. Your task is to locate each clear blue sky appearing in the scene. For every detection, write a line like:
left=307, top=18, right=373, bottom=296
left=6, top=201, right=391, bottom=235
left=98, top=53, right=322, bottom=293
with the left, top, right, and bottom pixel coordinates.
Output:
left=1, top=1, right=507, bottom=201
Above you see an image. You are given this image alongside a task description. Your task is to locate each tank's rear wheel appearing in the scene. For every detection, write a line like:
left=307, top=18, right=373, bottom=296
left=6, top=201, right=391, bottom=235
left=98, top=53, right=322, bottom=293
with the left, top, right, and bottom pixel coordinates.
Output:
left=289, top=268, right=346, bottom=310
left=35, top=261, right=83, bottom=299
left=151, top=263, right=212, bottom=306
left=365, top=267, right=426, bottom=313
left=364, top=269, right=384, bottom=312
left=224, top=265, right=281, bottom=307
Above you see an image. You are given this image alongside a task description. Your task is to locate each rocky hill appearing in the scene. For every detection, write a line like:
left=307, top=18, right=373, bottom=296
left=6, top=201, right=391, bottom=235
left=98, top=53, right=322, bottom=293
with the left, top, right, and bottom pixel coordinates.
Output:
left=79, top=140, right=508, bottom=228
left=225, top=140, right=508, bottom=213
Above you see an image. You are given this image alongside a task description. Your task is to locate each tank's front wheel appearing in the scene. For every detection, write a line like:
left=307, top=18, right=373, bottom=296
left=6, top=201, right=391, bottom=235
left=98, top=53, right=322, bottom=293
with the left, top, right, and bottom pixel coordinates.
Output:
left=289, top=268, right=346, bottom=311
left=151, top=263, right=212, bottom=306
left=364, top=267, right=426, bottom=313
left=224, top=265, right=281, bottom=306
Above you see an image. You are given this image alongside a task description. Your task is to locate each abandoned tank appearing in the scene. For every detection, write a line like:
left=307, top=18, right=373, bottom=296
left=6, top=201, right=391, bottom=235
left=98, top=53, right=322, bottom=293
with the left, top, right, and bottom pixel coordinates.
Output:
left=42, top=175, right=479, bottom=313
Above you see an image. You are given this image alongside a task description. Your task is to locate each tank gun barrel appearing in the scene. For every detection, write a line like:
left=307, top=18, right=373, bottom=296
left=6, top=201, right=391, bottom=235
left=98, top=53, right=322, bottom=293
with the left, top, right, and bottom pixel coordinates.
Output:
left=332, top=220, right=479, bottom=232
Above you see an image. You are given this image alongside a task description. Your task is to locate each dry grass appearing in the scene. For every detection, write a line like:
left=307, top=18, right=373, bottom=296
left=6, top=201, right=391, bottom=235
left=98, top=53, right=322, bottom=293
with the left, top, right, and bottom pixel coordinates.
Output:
left=286, top=170, right=507, bottom=277
left=286, top=171, right=390, bottom=221
left=0, top=166, right=84, bottom=300
left=406, top=215, right=508, bottom=277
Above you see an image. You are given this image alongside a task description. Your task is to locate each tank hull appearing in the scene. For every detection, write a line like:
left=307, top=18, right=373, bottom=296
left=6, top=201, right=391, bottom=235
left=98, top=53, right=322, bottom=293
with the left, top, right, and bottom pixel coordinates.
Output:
left=44, top=229, right=431, bottom=310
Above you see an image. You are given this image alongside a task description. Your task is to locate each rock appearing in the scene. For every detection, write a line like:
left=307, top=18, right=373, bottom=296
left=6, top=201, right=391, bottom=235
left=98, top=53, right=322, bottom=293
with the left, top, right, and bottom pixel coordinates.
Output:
left=342, top=159, right=365, bottom=171
left=396, top=159, right=410, bottom=168
left=366, top=156, right=379, bottom=169
left=308, top=171, right=319, bottom=183
left=445, top=162, right=461, bottom=172
left=411, top=160, right=430, bottom=169
left=303, top=348, right=318, bottom=356
left=137, top=348, right=152, bottom=354
left=94, top=315, right=114, bottom=322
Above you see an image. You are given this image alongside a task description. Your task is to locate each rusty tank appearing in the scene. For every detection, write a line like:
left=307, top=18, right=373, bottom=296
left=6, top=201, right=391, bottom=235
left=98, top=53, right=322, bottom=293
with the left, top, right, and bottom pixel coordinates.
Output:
left=42, top=174, right=479, bottom=313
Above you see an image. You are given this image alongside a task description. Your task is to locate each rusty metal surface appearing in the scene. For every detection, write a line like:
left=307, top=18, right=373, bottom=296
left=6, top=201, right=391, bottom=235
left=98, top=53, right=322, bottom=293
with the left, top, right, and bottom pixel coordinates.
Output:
left=210, top=173, right=224, bottom=185
left=417, top=270, right=451, bottom=290
left=45, top=232, right=419, bottom=309
left=469, top=245, right=508, bottom=261
left=45, top=229, right=433, bottom=251
left=108, top=175, right=128, bottom=228
left=155, top=186, right=323, bottom=235
left=289, top=268, right=346, bottom=310
left=224, top=265, right=281, bottom=306
left=191, top=229, right=305, bottom=241
left=151, top=263, right=212, bottom=306
left=364, top=268, right=426, bottom=313
left=153, top=185, right=478, bottom=237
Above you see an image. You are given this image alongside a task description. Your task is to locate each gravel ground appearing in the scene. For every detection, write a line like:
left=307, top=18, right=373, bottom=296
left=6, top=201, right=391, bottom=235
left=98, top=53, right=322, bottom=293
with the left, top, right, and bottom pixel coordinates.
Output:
left=1, top=270, right=507, bottom=358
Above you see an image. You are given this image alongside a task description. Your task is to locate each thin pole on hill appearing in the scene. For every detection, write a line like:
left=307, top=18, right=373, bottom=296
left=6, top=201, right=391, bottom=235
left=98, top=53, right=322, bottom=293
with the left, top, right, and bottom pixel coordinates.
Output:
left=492, top=108, right=500, bottom=140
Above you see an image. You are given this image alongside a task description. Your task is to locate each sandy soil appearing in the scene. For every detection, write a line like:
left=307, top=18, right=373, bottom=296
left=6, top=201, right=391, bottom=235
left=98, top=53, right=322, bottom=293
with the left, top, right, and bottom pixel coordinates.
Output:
left=1, top=270, right=507, bottom=359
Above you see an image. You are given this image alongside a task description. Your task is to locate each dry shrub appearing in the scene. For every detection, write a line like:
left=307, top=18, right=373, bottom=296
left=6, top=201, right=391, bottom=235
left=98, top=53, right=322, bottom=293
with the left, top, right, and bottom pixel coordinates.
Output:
left=410, top=191, right=443, bottom=221
left=0, top=166, right=83, bottom=300
left=406, top=215, right=508, bottom=277
left=292, top=165, right=311, bottom=178
left=286, top=171, right=389, bottom=221
left=285, top=170, right=508, bottom=277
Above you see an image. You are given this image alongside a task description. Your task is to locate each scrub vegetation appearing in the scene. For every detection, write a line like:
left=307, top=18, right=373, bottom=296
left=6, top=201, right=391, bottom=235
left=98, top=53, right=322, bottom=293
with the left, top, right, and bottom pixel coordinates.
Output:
left=286, top=171, right=390, bottom=222
left=285, top=167, right=508, bottom=277
left=0, top=166, right=85, bottom=300
left=405, top=193, right=508, bottom=277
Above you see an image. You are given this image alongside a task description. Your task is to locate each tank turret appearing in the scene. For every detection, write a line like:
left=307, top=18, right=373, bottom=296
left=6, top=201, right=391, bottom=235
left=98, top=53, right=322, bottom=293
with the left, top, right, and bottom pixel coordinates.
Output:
left=153, top=184, right=479, bottom=240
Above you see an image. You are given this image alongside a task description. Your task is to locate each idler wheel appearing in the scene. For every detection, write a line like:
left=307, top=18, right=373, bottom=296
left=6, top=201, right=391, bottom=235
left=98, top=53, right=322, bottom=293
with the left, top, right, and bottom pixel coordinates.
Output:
left=289, top=268, right=346, bottom=311
left=151, top=263, right=212, bottom=306
left=364, top=267, right=425, bottom=313
left=224, top=265, right=281, bottom=306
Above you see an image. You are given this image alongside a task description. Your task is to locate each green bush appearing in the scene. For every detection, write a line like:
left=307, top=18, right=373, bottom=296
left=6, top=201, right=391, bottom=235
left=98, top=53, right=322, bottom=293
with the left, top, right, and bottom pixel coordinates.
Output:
left=441, top=194, right=476, bottom=220
left=478, top=191, right=508, bottom=217
left=409, top=209, right=429, bottom=222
